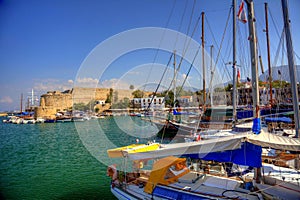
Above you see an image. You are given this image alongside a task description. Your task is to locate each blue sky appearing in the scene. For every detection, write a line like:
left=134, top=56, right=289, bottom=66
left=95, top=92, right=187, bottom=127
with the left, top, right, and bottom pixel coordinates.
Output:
left=0, top=0, right=299, bottom=111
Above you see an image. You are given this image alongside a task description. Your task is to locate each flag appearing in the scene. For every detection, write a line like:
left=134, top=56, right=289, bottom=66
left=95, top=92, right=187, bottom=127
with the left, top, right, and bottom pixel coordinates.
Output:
left=237, top=0, right=247, bottom=24
left=278, top=70, right=281, bottom=75
left=237, top=69, right=241, bottom=83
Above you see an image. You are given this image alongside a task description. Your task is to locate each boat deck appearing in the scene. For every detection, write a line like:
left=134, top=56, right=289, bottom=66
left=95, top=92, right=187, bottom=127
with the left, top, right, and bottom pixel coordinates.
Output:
left=122, top=171, right=262, bottom=199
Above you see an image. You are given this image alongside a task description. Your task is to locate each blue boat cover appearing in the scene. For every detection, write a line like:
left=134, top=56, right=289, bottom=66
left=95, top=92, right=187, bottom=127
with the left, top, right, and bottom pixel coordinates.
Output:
left=173, top=109, right=182, bottom=115
left=252, top=118, right=261, bottom=134
left=183, top=142, right=262, bottom=168
left=265, top=117, right=292, bottom=123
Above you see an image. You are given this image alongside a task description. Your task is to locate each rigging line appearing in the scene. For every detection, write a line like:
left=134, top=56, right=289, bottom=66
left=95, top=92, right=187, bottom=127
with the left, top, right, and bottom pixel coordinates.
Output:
left=176, top=45, right=201, bottom=99
left=165, top=15, right=200, bottom=104
left=145, top=53, right=173, bottom=113
left=237, top=24, right=250, bottom=77
left=159, top=0, right=190, bottom=106
left=175, top=16, right=199, bottom=74
left=207, top=6, right=232, bottom=92
left=268, top=6, right=282, bottom=40
left=205, top=12, right=230, bottom=70
left=174, top=0, right=197, bottom=75
left=295, top=52, right=300, bottom=62
left=173, top=0, right=189, bottom=48
left=206, top=7, right=232, bottom=69
left=272, top=29, right=285, bottom=68
left=141, top=0, right=177, bottom=93
left=168, top=0, right=196, bottom=106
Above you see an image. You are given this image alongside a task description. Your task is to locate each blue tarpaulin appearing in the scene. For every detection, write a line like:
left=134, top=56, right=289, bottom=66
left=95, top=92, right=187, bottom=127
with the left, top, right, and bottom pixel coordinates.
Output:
left=183, top=142, right=262, bottom=168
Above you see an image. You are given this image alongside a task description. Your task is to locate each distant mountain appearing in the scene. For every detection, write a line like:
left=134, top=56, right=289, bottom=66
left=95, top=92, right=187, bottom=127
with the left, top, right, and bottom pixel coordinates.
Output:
left=259, top=65, right=300, bottom=82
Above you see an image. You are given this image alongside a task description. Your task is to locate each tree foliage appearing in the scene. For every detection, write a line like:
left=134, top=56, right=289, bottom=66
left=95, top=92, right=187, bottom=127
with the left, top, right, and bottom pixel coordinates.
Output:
left=225, top=84, right=233, bottom=91
left=111, top=97, right=130, bottom=109
left=73, top=103, right=88, bottom=111
left=106, top=88, right=113, bottom=103
left=272, top=80, right=290, bottom=88
left=132, top=89, right=144, bottom=98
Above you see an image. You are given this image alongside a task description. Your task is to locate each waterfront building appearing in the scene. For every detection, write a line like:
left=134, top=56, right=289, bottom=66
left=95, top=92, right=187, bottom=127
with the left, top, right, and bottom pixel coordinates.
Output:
left=132, top=96, right=165, bottom=110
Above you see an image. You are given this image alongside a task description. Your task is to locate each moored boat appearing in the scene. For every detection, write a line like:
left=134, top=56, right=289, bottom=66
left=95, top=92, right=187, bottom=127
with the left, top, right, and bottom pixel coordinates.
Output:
left=106, top=130, right=300, bottom=199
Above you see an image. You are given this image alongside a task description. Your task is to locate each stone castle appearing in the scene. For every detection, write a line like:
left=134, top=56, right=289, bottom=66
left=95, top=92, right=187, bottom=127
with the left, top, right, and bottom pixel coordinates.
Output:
left=34, top=87, right=133, bottom=119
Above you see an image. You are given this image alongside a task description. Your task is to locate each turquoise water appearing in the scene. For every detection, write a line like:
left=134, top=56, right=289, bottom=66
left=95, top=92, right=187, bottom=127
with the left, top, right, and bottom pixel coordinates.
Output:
left=0, top=116, right=158, bottom=200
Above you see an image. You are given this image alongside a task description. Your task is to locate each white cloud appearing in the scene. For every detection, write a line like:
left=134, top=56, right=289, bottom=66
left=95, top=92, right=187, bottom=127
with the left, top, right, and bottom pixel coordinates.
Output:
left=75, top=77, right=99, bottom=87
left=0, top=96, right=13, bottom=104
left=100, top=78, right=130, bottom=90
left=33, top=79, right=73, bottom=93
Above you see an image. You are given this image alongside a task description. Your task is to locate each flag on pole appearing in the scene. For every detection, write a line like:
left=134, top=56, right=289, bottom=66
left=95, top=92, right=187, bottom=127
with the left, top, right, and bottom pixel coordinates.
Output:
left=237, top=69, right=241, bottom=83
left=237, top=0, right=247, bottom=24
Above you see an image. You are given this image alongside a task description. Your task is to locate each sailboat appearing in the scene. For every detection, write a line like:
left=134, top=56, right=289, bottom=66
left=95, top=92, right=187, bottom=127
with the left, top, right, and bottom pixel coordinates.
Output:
left=106, top=0, right=300, bottom=199
left=107, top=130, right=300, bottom=199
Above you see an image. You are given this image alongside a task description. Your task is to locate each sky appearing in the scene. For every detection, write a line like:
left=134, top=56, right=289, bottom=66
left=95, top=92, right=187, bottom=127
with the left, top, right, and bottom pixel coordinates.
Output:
left=0, top=0, right=299, bottom=111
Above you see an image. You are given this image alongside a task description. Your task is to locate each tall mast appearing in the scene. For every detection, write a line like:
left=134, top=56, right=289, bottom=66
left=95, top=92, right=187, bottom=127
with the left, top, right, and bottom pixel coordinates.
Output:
left=245, top=0, right=261, bottom=183
left=201, top=12, right=206, bottom=107
left=232, top=0, right=237, bottom=125
left=210, top=45, right=214, bottom=106
left=245, top=0, right=260, bottom=121
left=31, top=89, right=34, bottom=106
left=20, top=93, right=23, bottom=113
left=264, top=3, right=273, bottom=104
left=173, top=50, right=176, bottom=107
left=281, top=0, right=300, bottom=138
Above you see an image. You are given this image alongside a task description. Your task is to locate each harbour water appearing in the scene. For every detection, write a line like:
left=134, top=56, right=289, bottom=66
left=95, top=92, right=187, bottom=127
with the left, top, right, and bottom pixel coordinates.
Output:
left=0, top=116, right=159, bottom=200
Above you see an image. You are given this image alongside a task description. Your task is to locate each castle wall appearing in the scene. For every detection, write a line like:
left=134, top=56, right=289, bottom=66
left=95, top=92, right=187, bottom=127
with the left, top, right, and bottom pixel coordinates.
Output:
left=35, top=88, right=134, bottom=118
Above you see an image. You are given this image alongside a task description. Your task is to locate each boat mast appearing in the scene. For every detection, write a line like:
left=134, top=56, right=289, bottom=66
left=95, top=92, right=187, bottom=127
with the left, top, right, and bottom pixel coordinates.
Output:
left=245, top=0, right=261, bottom=183
left=232, top=0, right=237, bottom=125
left=173, top=50, right=176, bottom=108
left=264, top=3, right=273, bottom=105
left=20, top=93, right=23, bottom=113
left=245, top=0, right=260, bottom=121
left=210, top=45, right=214, bottom=106
left=201, top=12, right=206, bottom=108
left=281, top=0, right=300, bottom=138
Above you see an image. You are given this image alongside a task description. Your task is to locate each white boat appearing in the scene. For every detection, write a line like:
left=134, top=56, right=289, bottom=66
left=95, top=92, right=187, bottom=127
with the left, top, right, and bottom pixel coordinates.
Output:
left=36, top=118, right=45, bottom=123
left=107, top=131, right=300, bottom=199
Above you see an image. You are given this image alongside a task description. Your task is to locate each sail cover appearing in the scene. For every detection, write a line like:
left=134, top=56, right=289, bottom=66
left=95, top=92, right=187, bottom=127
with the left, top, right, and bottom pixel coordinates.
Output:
left=246, top=130, right=300, bottom=152
left=125, top=134, right=246, bottom=160
left=123, top=130, right=300, bottom=161
left=186, top=142, right=262, bottom=167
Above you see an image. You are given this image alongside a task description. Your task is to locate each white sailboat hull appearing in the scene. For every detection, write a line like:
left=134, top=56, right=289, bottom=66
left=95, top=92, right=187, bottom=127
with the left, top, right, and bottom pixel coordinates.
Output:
left=110, top=185, right=142, bottom=200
